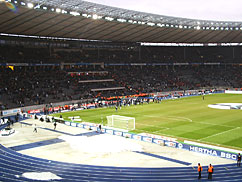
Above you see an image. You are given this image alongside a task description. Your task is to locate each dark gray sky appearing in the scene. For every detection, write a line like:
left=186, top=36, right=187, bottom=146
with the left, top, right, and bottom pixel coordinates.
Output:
left=86, top=0, right=242, bottom=22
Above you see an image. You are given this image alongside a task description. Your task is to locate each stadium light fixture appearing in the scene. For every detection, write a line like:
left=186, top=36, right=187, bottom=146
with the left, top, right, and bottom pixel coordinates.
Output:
left=240, top=27, right=242, bottom=30
left=62, top=10, right=67, bottom=14
left=14, top=1, right=17, bottom=3
left=27, top=2, right=34, bottom=8
left=43, top=6, right=47, bottom=10
left=93, top=14, right=98, bottom=19
left=34, top=4, right=40, bottom=9
left=179, top=25, right=183, bottom=28
left=147, top=22, right=155, bottom=26
left=105, top=17, right=114, bottom=21
left=157, top=23, right=162, bottom=27
left=20, top=2, right=25, bottom=5
left=82, top=13, right=88, bottom=17
left=70, top=11, right=80, bottom=16
left=56, top=8, right=61, bottom=13
left=117, top=18, right=126, bottom=22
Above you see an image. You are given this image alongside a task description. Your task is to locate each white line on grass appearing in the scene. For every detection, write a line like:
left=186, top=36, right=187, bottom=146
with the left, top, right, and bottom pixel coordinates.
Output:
left=136, top=123, right=170, bottom=130
left=198, top=127, right=241, bottom=141
left=143, top=115, right=193, bottom=122
left=195, top=121, right=234, bottom=128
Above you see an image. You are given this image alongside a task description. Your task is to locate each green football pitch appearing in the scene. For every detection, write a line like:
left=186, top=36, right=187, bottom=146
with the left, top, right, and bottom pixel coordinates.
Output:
left=52, top=94, right=242, bottom=150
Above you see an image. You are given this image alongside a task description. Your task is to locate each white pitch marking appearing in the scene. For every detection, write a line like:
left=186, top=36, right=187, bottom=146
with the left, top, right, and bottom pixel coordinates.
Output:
left=143, top=115, right=193, bottom=122
left=195, top=121, right=234, bottom=128
left=199, top=127, right=241, bottom=141
left=136, top=123, right=169, bottom=130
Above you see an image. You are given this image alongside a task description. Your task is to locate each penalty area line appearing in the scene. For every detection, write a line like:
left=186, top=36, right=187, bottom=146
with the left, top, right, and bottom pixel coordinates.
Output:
left=136, top=123, right=170, bottom=130
left=198, top=127, right=241, bottom=141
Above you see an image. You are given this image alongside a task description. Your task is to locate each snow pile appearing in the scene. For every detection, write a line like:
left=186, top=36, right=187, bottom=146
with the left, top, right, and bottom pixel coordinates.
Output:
left=59, top=134, right=143, bottom=153
left=22, top=172, right=62, bottom=181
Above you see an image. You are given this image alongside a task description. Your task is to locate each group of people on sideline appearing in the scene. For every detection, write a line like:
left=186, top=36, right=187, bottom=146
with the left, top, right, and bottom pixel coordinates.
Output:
left=198, top=153, right=241, bottom=180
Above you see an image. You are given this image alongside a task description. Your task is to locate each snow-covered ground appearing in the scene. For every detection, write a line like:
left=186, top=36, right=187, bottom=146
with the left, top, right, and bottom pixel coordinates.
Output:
left=59, top=134, right=143, bottom=154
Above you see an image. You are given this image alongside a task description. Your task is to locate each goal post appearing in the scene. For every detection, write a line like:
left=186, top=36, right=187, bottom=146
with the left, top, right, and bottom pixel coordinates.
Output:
left=106, top=115, right=135, bottom=131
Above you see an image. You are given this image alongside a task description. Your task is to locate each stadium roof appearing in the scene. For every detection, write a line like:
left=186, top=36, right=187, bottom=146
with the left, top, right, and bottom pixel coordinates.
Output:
left=0, top=0, right=242, bottom=43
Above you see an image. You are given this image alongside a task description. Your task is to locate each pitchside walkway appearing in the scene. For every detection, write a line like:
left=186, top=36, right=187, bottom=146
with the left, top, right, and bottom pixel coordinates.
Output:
left=0, top=145, right=241, bottom=181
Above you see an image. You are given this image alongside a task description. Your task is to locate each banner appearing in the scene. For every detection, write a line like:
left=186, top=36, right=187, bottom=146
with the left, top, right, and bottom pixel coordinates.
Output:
left=2, top=108, right=21, bottom=116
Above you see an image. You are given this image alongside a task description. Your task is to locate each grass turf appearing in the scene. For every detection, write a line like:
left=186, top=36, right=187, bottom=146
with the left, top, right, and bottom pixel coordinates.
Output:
left=52, top=93, right=242, bottom=150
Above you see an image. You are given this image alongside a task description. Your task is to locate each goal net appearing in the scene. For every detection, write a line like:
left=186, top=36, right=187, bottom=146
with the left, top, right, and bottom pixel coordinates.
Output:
left=106, top=115, right=135, bottom=131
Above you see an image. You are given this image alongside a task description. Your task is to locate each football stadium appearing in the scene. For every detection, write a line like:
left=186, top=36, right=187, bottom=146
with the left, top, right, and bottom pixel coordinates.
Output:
left=1, top=0, right=242, bottom=181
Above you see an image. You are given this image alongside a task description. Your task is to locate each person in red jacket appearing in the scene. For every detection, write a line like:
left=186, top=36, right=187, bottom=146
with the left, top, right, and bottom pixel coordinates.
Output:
left=198, top=163, right=203, bottom=179
left=208, top=164, right=214, bottom=180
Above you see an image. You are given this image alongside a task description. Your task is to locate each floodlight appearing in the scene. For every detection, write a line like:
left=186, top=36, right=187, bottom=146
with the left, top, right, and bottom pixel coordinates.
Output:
left=179, top=25, right=183, bottom=28
left=157, top=23, right=162, bottom=27
left=147, top=22, right=155, bottom=26
left=70, top=11, right=80, bottom=16
left=34, top=4, right=40, bottom=9
left=56, top=8, right=61, bottom=13
left=20, top=2, right=25, bottom=5
left=27, top=2, right=34, bottom=8
left=105, top=17, right=114, bottom=21
left=93, top=14, right=98, bottom=19
left=43, top=6, right=47, bottom=10
left=117, top=18, right=126, bottom=22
